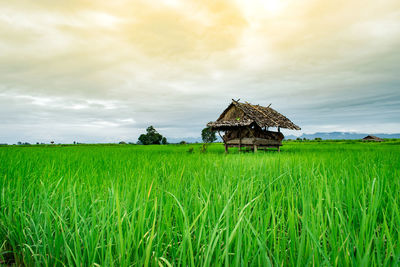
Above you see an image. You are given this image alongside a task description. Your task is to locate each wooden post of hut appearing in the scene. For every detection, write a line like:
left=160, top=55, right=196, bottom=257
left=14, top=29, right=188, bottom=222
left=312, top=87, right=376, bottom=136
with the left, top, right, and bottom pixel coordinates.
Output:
left=277, top=127, right=281, bottom=152
left=207, top=100, right=301, bottom=153
left=238, top=128, right=242, bottom=152
left=218, top=131, right=229, bottom=153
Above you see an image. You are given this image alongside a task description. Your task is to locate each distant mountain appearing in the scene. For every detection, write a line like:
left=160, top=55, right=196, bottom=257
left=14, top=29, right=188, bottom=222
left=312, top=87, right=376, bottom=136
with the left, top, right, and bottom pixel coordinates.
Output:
left=285, top=132, right=400, bottom=140
left=167, top=137, right=203, bottom=144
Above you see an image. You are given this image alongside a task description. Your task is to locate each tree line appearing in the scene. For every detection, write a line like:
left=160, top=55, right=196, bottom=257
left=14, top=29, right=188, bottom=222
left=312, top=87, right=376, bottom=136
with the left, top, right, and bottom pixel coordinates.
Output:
left=137, top=126, right=216, bottom=145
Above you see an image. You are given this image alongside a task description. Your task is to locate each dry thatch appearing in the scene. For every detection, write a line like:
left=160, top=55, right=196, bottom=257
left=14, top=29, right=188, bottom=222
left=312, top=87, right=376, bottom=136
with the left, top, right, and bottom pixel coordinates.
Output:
left=207, top=100, right=301, bottom=130
left=362, top=135, right=383, bottom=142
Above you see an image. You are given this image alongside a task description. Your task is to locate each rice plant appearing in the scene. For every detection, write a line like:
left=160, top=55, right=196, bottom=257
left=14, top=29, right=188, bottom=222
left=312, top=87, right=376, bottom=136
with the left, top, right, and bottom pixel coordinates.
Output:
left=0, top=141, right=399, bottom=266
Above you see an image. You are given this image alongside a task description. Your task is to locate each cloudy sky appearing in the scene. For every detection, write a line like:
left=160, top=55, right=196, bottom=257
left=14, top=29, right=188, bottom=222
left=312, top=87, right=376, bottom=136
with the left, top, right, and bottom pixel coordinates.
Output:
left=1, top=0, right=399, bottom=143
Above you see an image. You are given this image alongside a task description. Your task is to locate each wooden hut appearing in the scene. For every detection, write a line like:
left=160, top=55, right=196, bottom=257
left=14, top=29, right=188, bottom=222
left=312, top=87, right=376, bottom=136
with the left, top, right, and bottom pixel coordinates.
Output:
left=362, top=135, right=383, bottom=142
left=207, top=100, right=301, bottom=152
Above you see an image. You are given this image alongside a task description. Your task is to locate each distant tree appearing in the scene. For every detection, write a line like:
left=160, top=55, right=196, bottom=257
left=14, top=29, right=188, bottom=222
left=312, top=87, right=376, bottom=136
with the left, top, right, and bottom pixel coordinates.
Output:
left=296, top=137, right=302, bottom=141
left=314, top=137, right=322, bottom=141
left=138, top=126, right=164, bottom=145
left=36, top=142, right=39, bottom=145
left=161, top=137, right=168, bottom=145
left=303, top=138, right=308, bottom=141
left=17, top=141, right=22, bottom=145
left=179, top=141, right=187, bottom=145
left=119, top=141, right=127, bottom=145
left=51, top=141, right=54, bottom=145
left=201, top=127, right=217, bottom=143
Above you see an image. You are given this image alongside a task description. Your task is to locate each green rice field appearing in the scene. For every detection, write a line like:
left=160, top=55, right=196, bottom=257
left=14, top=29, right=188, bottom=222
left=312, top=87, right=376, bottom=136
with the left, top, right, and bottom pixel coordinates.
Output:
left=0, top=141, right=399, bottom=266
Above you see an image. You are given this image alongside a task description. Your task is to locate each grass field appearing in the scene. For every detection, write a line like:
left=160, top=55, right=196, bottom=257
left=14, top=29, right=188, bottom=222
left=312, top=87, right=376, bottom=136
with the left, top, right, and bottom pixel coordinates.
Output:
left=0, top=141, right=399, bottom=266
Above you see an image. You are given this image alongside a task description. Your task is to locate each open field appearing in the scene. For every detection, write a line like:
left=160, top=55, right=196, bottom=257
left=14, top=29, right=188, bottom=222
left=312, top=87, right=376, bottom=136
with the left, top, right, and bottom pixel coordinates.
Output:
left=0, top=141, right=399, bottom=266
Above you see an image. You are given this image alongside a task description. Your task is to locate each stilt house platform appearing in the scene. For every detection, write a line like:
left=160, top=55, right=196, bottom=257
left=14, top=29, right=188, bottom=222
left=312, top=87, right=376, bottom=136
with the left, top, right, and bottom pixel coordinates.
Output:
left=207, top=100, right=301, bottom=152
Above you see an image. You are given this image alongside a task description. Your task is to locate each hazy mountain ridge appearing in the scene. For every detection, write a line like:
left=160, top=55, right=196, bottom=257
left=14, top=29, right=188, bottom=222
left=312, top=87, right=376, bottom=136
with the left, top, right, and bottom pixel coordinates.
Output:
left=167, top=137, right=204, bottom=144
left=285, top=132, right=400, bottom=140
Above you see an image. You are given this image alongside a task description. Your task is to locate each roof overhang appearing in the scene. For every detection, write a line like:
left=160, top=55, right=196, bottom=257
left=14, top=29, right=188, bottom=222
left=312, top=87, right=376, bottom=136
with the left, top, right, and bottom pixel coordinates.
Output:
left=207, top=100, right=301, bottom=131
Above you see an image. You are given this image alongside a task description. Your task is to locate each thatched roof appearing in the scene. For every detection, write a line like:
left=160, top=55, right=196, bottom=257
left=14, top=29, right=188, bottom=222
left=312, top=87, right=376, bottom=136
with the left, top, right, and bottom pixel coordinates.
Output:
left=207, top=100, right=301, bottom=130
left=362, top=135, right=383, bottom=141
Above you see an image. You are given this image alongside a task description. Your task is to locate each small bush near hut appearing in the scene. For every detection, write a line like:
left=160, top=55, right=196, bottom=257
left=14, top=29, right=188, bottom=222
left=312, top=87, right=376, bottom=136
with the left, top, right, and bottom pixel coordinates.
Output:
left=200, top=143, right=208, bottom=153
left=201, top=126, right=217, bottom=143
